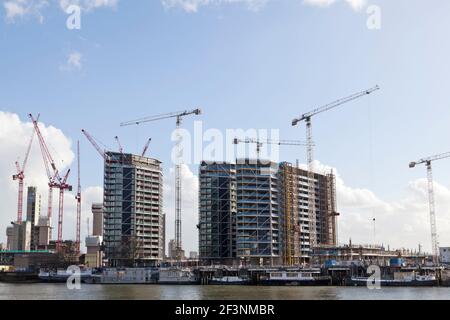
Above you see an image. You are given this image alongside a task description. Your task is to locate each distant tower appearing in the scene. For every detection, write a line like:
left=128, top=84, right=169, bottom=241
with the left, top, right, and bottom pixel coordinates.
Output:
left=91, top=203, right=103, bottom=237
left=26, top=186, right=41, bottom=250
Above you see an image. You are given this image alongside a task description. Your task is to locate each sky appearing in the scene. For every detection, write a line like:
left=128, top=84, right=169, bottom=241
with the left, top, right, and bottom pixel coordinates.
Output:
left=1, top=0, right=450, bottom=254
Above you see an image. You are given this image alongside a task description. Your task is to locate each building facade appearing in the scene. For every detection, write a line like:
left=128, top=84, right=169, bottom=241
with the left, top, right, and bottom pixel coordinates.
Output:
left=440, top=247, right=450, bottom=264
left=26, top=187, right=41, bottom=250
left=103, top=152, right=164, bottom=267
left=198, top=162, right=237, bottom=264
left=91, top=203, right=103, bottom=237
left=278, top=163, right=338, bottom=265
left=199, top=159, right=338, bottom=266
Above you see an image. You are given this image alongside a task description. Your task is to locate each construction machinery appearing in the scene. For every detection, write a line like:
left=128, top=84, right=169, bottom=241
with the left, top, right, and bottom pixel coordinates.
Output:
left=115, top=136, right=124, bottom=154
left=13, top=115, right=39, bottom=223
left=232, top=137, right=309, bottom=159
left=29, top=114, right=72, bottom=251
left=81, top=129, right=107, bottom=160
left=121, top=108, right=202, bottom=261
left=291, top=85, right=380, bottom=248
left=75, top=140, right=81, bottom=254
left=141, top=138, right=152, bottom=157
left=409, top=151, right=450, bottom=263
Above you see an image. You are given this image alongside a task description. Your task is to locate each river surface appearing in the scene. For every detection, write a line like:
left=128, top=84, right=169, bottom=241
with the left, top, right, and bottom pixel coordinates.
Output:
left=1, top=284, right=450, bottom=300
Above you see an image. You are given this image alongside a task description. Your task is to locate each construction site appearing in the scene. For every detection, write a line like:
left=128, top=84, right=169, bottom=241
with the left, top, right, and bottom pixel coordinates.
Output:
left=1, top=87, right=450, bottom=286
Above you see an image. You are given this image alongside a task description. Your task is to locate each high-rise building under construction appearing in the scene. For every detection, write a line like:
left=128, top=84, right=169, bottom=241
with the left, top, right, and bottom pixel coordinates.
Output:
left=103, top=152, right=164, bottom=267
left=198, top=159, right=338, bottom=266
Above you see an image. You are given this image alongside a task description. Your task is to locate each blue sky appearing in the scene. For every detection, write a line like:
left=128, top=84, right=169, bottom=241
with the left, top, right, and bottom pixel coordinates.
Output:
left=2, top=0, right=450, bottom=252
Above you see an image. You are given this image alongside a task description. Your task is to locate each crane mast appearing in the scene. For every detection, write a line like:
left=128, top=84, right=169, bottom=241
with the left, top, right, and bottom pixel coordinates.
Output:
left=29, top=114, right=72, bottom=251
left=13, top=115, right=39, bottom=223
left=121, top=108, right=202, bottom=261
left=409, top=151, right=450, bottom=263
left=292, top=86, right=380, bottom=251
left=75, top=140, right=81, bottom=254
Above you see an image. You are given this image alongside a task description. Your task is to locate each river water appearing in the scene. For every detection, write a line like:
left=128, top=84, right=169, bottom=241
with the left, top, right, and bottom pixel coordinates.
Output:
left=1, top=284, right=450, bottom=300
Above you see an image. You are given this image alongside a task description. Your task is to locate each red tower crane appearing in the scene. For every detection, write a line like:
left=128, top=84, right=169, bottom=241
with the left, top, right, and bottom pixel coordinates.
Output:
left=29, top=114, right=72, bottom=251
left=75, top=140, right=81, bottom=254
left=12, top=114, right=39, bottom=223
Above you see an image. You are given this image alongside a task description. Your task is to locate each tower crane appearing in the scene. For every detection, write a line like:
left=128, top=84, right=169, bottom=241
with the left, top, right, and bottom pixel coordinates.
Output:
left=75, top=140, right=81, bottom=254
left=121, top=108, right=202, bottom=261
left=13, top=114, right=39, bottom=223
left=233, top=137, right=309, bottom=159
left=409, top=151, right=450, bottom=263
left=291, top=85, right=380, bottom=248
left=29, top=114, right=72, bottom=251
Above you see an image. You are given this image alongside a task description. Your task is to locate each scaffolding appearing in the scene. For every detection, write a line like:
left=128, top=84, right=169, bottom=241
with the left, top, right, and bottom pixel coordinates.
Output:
left=326, top=170, right=339, bottom=246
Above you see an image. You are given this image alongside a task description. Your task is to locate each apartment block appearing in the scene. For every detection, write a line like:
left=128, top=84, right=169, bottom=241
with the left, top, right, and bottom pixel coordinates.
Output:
left=103, top=152, right=164, bottom=267
left=199, top=159, right=338, bottom=266
left=198, top=162, right=237, bottom=265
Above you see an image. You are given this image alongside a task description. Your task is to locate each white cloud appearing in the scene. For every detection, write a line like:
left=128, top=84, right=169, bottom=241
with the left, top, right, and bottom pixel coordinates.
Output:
left=58, top=0, right=118, bottom=12
left=0, top=112, right=72, bottom=242
left=309, top=160, right=450, bottom=253
left=59, top=51, right=83, bottom=72
left=161, top=0, right=268, bottom=13
left=0, top=111, right=104, bottom=251
left=304, top=0, right=367, bottom=11
left=2, top=0, right=117, bottom=23
left=67, top=51, right=82, bottom=69
left=3, top=0, right=48, bottom=23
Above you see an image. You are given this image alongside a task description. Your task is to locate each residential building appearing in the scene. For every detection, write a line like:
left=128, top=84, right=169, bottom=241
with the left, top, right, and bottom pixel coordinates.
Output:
left=198, top=159, right=338, bottom=266
left=103, top=152, right=164, bottom=267
left=198, top=162, right=237, bottom=265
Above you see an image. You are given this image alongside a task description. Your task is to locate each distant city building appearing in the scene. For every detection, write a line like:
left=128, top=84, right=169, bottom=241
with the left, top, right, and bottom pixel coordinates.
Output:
left=167, top=239, right=186, bottom=259
left=198, top=160, right=338, bottom=266
left=6, top=221, right=31, bottom=251
left=26, top=187, right=41, bottom=250
left=103, top=152, right=164, bottom=267
left=0, top=243, right=5, bottom=251
left=85, top=203, right=104, bottom=268
left=85, top=236, right=103, bottom=268
left=189, top=251, right=199, bottom=260
left=440, top=247, right=450, bottom=264
left=36, top=217, right=51, bottom=249
left=91, top=203, right=103, bottom=237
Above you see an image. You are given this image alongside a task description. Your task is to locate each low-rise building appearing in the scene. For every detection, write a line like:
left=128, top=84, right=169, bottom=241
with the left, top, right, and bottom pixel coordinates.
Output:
left=440, top=247, right=450, bottom=264
left=85, top=235, right=103, bottom=268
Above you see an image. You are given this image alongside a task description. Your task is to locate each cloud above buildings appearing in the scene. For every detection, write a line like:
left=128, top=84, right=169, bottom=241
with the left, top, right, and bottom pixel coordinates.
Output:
left=304, top=0, right=367, bottom=11
left=162, top=0, right=368, bottom=13
left=0, top=111, right=102, bottom=249
left=2, top=0, right=369, bottom=22
left=2, top=0, right=117, bottom=23
left=161, top=0, right=268, bottom=13
left=59, top=51, right=83, bottom=72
